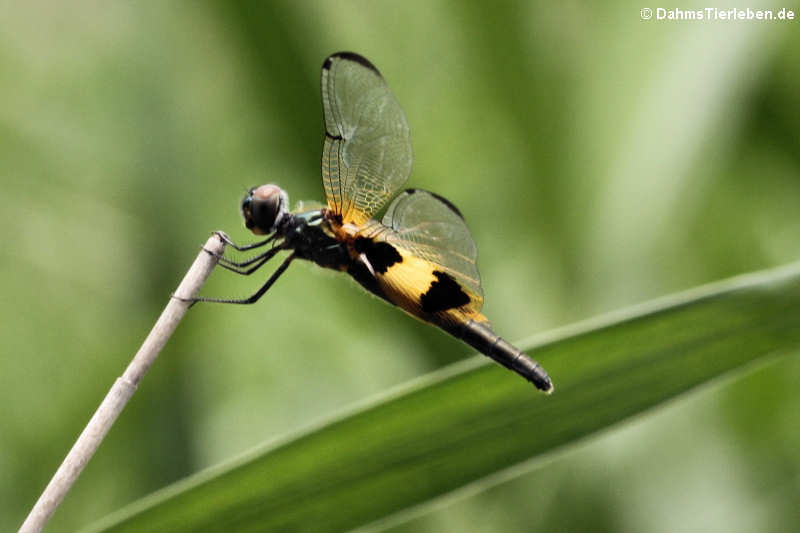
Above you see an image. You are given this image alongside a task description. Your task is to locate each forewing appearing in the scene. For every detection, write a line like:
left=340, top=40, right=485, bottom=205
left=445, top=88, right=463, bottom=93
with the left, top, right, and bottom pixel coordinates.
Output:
left=378, top=189, right=484, bottom=317
left=321, top=52, right=413, bottom=225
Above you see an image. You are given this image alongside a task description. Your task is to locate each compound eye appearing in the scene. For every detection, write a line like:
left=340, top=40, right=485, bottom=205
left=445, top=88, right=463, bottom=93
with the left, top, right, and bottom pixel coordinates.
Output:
left=240, top=184, right=287, bottom=235
left=240, top=188, right=254, bottom=213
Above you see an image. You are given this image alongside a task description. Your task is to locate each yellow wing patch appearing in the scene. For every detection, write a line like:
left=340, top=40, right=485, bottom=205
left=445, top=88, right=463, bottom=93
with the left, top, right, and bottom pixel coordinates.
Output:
left=374, top=247, right=487, bottom=327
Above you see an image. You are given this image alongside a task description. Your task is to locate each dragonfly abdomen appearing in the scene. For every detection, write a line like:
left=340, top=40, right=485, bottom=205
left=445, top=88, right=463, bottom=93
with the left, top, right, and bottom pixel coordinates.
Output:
left=455, top=320, right=553, bottom=393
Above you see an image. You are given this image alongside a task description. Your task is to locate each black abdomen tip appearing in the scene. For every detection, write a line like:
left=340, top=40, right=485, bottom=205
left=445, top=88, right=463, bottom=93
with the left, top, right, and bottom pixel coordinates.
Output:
left=456, top=321, right=554, bottom=394
left=527, top=370, right=553, bottom=394
left=514, top=353, right=553, bottom=393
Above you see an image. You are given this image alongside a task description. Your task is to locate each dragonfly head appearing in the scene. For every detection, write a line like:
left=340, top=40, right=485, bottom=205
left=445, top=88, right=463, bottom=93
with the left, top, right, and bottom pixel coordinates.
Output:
left=241, top=184, right=289, bottom=235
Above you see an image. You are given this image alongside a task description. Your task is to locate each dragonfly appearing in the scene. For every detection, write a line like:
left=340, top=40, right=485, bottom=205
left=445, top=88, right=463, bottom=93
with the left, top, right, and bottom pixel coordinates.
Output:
left=197, top=51, right=553, bottom=393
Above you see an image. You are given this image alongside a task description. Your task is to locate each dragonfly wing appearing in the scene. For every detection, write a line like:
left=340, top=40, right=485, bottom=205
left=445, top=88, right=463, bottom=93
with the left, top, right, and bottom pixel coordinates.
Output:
left=357, top=189, right=486, bottom=326
left=321, top=52, right=413, bottom=225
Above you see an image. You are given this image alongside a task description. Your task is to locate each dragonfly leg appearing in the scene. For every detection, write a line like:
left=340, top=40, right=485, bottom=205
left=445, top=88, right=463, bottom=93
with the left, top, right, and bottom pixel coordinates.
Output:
left=191, top=253, right=296, bottom=305
left=216, top=252, right=274, bottom=276
left=203, top=231, right=283, bottom=272
left=215, top=243, right=285, bottom=274
left=212, top=231, right=277, bottom=251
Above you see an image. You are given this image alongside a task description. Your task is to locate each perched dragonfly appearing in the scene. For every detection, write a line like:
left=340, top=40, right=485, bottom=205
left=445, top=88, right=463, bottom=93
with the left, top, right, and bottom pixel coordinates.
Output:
left=197, top=52, right=553, bottom=393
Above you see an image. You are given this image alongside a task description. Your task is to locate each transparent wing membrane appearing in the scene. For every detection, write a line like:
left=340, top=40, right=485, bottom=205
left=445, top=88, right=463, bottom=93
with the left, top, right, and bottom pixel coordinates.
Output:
left=321, top=52, right=413, bottom=225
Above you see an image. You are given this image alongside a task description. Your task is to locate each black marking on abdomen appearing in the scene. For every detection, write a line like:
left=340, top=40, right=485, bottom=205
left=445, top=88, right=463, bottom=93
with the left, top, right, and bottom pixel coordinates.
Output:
left=325, top=131, right=344, bottom=141
left=420, top=271, right=470, bottom=313
left=353, top=237, right=402, bottom=274
left=347, top=260, right=389, bottom=302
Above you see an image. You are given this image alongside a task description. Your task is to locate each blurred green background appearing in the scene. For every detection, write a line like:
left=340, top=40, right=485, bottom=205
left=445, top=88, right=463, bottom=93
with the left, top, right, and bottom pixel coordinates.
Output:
left=3, top=1, right=799, bottom=532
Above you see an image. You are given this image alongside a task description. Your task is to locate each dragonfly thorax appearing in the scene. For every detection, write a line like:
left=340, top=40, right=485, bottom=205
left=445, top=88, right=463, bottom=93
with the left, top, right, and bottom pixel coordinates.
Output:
left=241, top=184, right=289, bottom=235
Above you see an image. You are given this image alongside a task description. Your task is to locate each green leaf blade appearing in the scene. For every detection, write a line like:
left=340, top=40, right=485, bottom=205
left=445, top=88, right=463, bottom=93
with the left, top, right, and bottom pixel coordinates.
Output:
left=90, top=262, right=800, bottom=533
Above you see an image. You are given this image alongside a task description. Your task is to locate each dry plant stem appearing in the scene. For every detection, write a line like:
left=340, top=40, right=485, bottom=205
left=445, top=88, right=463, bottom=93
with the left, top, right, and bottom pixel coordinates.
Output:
left=19, top=234, right=225, bottom=533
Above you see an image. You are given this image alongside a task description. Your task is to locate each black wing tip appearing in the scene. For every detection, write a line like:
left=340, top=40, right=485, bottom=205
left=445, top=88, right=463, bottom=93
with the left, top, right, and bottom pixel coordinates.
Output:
left=323, top=51, right=381, bottom=75
left=405, top=188, right=465, bottom=219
